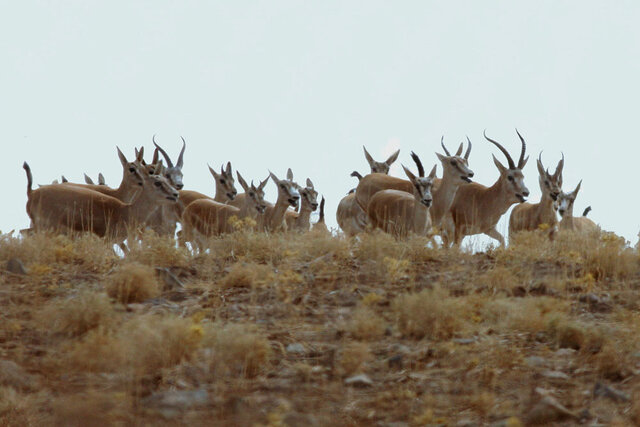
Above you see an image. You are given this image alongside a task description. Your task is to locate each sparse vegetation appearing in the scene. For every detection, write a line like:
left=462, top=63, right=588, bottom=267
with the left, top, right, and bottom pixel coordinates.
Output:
left=2, top=228, right=640, bottom=424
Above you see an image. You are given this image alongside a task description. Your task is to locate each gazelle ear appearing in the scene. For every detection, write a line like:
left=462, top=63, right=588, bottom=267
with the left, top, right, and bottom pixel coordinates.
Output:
left=286, top=168, right=294, bottom=181
left=208, top=164, right=220, bottom=179
left=269, top=171, right=279, bottom=183
left=236, top=171, right=249, bottom=192
left=455, top=143, right=464, bottom=156
left=259, top=176, right=269, bottom=190
left=520, top=155, right=530, bottom=168
left=385, top=149, right=400, bottom=166
left=363, top=146, right=375, bottom=167
left=117, top=146, right=128, bottom=166
left=536, top=157, right=545, bottom=177
left=402, top=165, right=417, bottom=182
left=306, top=178, right=314, bottom=188
left=84, top=173, right=94, bottom=185
left=436, top=152, right=446, bottom=162
left=428, top=164, right=438, bottom=179
left=152, top=147, right=159, bottom=165
left=493, top=155, right=507, bottom=174
left=574, top=180, right=582, bottom=194
left=225, top=161, right=232, bottom=175
left=98, top=173, right=105, bottom=185
left=136, top=146, right=145, bottom=162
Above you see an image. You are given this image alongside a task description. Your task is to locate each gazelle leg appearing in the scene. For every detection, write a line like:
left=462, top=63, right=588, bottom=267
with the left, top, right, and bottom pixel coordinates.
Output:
left=484, top=227, right=505, bottom=247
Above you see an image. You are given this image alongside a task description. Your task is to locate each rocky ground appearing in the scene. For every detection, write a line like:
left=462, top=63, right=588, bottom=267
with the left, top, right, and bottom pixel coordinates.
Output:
left=1, top=229, right=640, bottom=426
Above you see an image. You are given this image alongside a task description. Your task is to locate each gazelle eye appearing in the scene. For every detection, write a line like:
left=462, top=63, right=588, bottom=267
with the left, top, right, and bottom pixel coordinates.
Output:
left=220, top=179, right=226, bottom=185
left=450, top=161, right=456, bottom=166
left=249, top=192, right=255, bottom=198
left=280, top=184, right=286, bottom=189
left=154, top=182, right=161, bottom=187
left=508, top=176, right=514, bottom=181
left=129, top=167, right=135, bottom=173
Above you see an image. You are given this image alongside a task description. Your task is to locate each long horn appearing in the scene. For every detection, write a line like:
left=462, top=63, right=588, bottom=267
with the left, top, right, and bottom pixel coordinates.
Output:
left=152, top=135, right=174, bottom=168
left=440, top=136, right=451, bottom=156
left=176, top=137, right=186, bottom=169
left=410, top=151, right=425, bottom=177
left=484, top=130, right=515, bottom=169
left=464, top=136, right=472, bottom=160
left=515, top=129, right=527, bottom=168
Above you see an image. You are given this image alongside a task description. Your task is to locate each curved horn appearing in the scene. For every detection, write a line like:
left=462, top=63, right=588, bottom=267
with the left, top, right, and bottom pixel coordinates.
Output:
left=484, top=130, right=515, bottom=169
left=410, top=151, right=425, bottom=177
left=176, top=137, right=186, bottom=169
left=515, top=129, right=527, bottom=168
left=464, top=136, right=472, bottom=160
left=153, top=135, right=174, bottom=168
left=440, top=136, right=451, bottom=156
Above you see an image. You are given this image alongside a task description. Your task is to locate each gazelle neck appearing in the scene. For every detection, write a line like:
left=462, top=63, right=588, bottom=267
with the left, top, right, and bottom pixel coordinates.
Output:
left=431, top=172, right=459, bottom=227
left=486, top=177, right=517, bottom=217
left=214, top=182, right=227, bottom=203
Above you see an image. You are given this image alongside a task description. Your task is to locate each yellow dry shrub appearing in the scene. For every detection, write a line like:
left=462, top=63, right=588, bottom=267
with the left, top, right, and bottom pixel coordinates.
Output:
left=67, top=314, right=203, bottom=376
left=482, top=297, right=569, bottom=335
left=39, top=291, right=115, bottom=337
left=348, top=306, right=386, bottom=340
left=393, top=287, right=467, bottom=340
left=338, top=342, right=372, bottom=376
left=106, top=262, right=160, bottom=304
left=203, top=322, right=272, bottom=378
left=219, top=262, right=273, bottom=289
left=126, top=230, right=190, bottom=268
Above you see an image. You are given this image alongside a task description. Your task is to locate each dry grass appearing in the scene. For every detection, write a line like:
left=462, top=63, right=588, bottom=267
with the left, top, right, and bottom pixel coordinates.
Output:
left=3, top=228, right=640, bottom=424
left=106, top=262, right=160, bottom=303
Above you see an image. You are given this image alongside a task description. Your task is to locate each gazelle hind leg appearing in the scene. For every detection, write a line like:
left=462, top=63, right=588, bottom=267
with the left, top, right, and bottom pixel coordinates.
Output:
left=484, top=227, right=505, bottom=247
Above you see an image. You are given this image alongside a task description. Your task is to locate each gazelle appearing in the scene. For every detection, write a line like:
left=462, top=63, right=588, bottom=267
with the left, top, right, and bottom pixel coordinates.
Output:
left=153, top=135, right=186, bottom=190
left=228, top=169, right=300, bottom=232
left=430, top=137, right=474, bottom=234
left=23, top=162, right=178, bottom=247
left=63, top=147, right=145, bottom=203
left=557, top=181, right=599, bottom=233
left=178, top=162, right=237, bottom=210
left=181, top=172, right=267, bottom=249
left=367, top=154, right=438, bottom=238
left=509, top=153, right=563, bottom=239
left=285, top=178, right=319, bottom=232
left=447, top=130, right=529, bottom=247
left=336, top=147, right=401, bottom=236
left=84, top=173, right=106, bottom=186
left=311, top=197, right=329, bottom=233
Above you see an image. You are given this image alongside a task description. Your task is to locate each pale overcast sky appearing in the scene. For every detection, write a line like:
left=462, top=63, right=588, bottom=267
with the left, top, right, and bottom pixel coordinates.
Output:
left=2, top=2, right=639, bottom=245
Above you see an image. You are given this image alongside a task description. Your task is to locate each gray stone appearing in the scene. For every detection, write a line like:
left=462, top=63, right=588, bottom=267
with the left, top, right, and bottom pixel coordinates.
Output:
left=0, top=360, right=38, bottom=391
left=286, top=343, right=306, bottom=355
left=542, top=370, right=570, bottom=380
left=345, top=374, right=373, bottom=387
left=6, top=258, right=27, bottom=275
left=593, top=381, right=630, bottom=403
left=142, top=389, right=209, bottom=419
left=524, top=356, right=547, bottom=367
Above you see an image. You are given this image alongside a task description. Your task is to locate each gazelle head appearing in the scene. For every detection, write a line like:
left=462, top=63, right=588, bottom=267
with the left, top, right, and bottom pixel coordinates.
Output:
left=142, top=170, right=180, bottom=204
left=270, top=168, right=300, bottom=209
left=117, top=146, right=145, bottom=188
left=557, top=180, right=581, bottom=218
left=536, top=152, right=564, bottom=201
left=436, top=136, right=474, bottom=184
left=484, top=129, right=530, bottom=203
left=152, top=135, right=186, bottom=190
left=237, top=172, right=268, bottom=214
left=298, top=178, right=319, bottom=212
left=403, top=153, right=437, bottom=208
left=363, top=146, right=400, bottom=174
left=208, top=162, right=237, bottom=200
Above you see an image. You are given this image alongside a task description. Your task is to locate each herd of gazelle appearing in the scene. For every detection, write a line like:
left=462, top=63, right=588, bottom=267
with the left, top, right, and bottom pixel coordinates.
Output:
left=337, top=129, right=596, bottom=245
left=22, top=130, right=596, bottom=252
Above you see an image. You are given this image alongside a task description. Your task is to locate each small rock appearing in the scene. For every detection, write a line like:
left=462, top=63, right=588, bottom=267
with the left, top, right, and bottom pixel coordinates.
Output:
left=286, top=343, right=306, bottom=355
left=593, top=381, right=630, bottom=403
left=542, top=370, right=570, bottom=380
left=453, top=338, right=476, bottom=345
left=387, top=354, right=403, bottom=369
left=525, top=356, right=547, bottom=367
left=142, top=389, right=209, bottom=419
left=554, top=348, right=576, bottom=357
left=0, top=360, right=38, bottom=391
left=456, top=418, right=478, bottom=427
left=390, top=344, right=411, bottom=354
left=6, top=258, right=27, bottom=275
left=526, top=395, right=578, bottom=424
left=345, top=374, right=373, bottom=387
left=511, top=285, right=527, bottom=297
